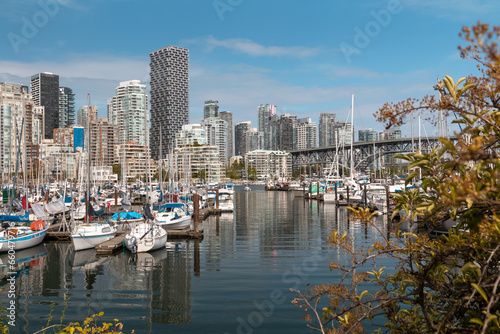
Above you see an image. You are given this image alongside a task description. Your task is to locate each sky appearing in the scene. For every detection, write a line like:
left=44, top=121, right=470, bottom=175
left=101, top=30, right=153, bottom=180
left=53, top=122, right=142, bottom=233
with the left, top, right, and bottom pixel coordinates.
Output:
left=1, top=0, right=499, bottom=139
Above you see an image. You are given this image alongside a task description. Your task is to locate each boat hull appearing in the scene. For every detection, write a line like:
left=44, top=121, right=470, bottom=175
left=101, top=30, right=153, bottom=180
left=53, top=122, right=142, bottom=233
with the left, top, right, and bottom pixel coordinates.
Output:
left=157, top=215, right=191, bottom=230
left=71, top=224, right=117, bottom=251
left=124, top=224, right=167, bottom=253
left=0, top=226, right=48, bottom=252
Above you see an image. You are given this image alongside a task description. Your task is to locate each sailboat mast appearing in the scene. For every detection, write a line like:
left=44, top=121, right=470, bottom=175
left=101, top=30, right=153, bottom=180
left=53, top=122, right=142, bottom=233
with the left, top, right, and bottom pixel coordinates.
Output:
left=86, top=94, right=91, bottom=223
left=350, top=94, right=354, bottom=180
left=159, top=125, right=162, bottom=195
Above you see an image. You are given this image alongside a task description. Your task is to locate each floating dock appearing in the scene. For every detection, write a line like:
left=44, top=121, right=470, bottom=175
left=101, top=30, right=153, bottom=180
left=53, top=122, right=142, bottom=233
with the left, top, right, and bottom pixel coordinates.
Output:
left=96, top=233, right=125, bottom=255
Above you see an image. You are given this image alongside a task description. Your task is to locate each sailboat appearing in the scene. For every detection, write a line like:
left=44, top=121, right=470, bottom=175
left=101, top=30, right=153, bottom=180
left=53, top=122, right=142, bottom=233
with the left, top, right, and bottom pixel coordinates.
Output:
left=124, top=86, right=167, bottom=253
left=71, top=95, right=116, bottom=251
left=0, top=111, right=50, bottom=251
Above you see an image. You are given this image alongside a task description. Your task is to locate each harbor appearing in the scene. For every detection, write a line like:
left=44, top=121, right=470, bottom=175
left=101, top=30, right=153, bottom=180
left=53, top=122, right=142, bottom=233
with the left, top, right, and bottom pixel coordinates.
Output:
left=0, top=186, right=394, bottom=334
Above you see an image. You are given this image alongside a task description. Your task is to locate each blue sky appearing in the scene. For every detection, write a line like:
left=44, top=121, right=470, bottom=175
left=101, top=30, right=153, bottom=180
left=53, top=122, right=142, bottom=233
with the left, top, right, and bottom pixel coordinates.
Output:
left=1, top=0, right=499, bottom=138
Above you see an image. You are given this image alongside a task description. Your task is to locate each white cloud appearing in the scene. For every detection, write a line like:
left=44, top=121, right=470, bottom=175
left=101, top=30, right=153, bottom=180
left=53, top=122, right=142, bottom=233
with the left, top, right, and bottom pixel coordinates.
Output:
left=203, top=36, right=321, bottom=58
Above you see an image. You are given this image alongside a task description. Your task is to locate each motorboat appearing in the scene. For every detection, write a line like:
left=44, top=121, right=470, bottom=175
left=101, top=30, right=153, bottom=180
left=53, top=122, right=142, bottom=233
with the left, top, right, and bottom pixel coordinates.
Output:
left=0, top=220, right=49, bottom=252
left=124, top=222, right=167, bottom=253
left=154, top=203, right=191, bottom=230
left=218, top=194, right=234, bottom=213
left=71, top=222, right=117, bottom=251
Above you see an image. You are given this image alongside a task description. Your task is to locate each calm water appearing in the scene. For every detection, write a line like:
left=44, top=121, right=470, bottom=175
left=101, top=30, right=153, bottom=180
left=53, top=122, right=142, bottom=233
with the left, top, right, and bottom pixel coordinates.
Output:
left=0, top=186, right=392, bottom=333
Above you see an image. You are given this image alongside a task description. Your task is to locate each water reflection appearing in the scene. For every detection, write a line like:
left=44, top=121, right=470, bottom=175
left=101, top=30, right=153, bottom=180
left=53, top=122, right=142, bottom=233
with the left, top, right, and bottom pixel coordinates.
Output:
left=0, top=188, right=393, bottom=334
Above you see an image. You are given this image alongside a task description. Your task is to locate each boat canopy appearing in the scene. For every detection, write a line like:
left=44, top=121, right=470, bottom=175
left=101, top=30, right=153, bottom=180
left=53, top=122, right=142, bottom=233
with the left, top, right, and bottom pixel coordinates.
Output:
left=159, top=203, right=185, bottom=209
left=44, top=200, right=66, bottom=215
left=0, top=212, right=29, bottom=222
left=110, top=211, right=143, bottom=220
left=30, top=203, right=51, bottom=220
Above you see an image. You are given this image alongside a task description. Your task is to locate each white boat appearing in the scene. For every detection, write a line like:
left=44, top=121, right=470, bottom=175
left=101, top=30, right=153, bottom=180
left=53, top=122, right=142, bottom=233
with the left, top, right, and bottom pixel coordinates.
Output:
left=154, top=203, right=191, bottom=230
left=108, top=211, right=145, bottom=232
left=124, top=222, right=168, bottom=253
left=323, top=192, right=336, bottom=204
left=0, top=221, right=49, bottom=252
left=71, top=223, right=117, bottom=251
left=218, top=194, right=234, bottom=212
left=244, top=185, right=251, bottom=192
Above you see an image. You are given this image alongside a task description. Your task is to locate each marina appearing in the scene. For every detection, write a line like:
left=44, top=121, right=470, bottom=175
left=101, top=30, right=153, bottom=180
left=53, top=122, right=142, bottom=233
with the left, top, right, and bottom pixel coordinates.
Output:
left=0, top=186, right=395, bottom=334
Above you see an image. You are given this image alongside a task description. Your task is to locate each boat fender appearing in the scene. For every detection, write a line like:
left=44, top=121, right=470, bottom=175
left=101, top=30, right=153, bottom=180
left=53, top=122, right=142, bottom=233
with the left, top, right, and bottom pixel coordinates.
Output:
left=130, top=236, right=137, bottom=253
left=31, top=220, right=45, bottom=231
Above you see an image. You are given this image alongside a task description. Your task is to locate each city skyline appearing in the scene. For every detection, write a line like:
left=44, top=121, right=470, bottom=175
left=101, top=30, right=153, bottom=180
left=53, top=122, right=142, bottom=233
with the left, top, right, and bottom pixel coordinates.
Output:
left=1, top=1, right=499, bottom=136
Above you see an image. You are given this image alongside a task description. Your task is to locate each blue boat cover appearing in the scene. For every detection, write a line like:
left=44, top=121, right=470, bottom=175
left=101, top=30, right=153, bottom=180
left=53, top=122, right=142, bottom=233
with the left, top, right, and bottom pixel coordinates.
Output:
left=159, top=203, right=185, bottom=209
left=110, top=211, right=143, bottom=220
left=0, top=212, right=29, bottom=222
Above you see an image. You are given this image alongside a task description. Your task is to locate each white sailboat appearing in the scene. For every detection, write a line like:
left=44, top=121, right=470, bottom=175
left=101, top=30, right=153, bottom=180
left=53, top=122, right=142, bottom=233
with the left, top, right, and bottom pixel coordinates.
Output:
left=71, top=94, right=116, bottom=251
left=124, top=86, right=167, bottom=253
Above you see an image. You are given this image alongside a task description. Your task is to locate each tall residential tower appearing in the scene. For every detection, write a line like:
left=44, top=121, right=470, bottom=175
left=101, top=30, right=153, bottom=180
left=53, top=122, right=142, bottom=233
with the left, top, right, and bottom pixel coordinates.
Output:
left=150, top=46, right=189, bottom=160
left=108, top=80, right=148, bottom=146
left=31, top=72, right=59, bottom=139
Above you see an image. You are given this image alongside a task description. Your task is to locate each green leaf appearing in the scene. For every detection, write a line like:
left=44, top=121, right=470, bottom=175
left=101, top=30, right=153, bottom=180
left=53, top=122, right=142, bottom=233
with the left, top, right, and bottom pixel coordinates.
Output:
left=471, top=283, right=488, bottom=302
left=470, top=318, right=484, bottom=326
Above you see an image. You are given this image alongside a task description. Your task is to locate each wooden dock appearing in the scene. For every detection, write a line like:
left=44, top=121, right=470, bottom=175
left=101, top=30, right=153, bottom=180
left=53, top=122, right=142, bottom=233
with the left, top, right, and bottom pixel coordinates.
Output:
left=96, top=233, right=125, bottom=255
left=46, top=223, right=71, bottom=240
left=167, top=227, right=203, bottom=240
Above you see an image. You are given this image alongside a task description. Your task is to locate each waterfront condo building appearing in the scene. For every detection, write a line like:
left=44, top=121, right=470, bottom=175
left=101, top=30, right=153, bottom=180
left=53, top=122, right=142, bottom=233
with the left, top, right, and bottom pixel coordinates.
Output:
left=31, top=72, right=59, bottom=139
left=203, top=100, right=219, bottom=119
left=108, top=80, right=148, bottom=147
left=244, top=150, right=292, bottom=180
left=234, top=121, right=251, bottom=156
left=319, top=113, right=336, bottom=147
left=257, top=104, right=277, bottom=150
left=219, top=111, right=233, bottom=161
left=174, top=145, right=224, bottom=183
left=201, top=117, right=228, bottom=165
left=294, top=118, right=317, bottom=150
left=59, top=87, right=75, bottom=129
left=0, top=83, right=44, bottom=176
left=150, top=46, right=189, bottom=160
left=175, top=124, right=207, bottom=148
left=245, top=128, right=264, bottom=154
left=89, top=118, right=118, bottom=167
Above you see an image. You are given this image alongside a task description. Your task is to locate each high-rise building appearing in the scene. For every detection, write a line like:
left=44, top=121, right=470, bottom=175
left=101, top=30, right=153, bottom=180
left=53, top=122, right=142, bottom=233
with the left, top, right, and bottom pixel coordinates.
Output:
left=150, top=46, right=189, bottom=160
left=379, top=128, right=402, bottom=141
left=257, top=104, right=277, bottom=150
left=59, top=87, right=75, bottom=129
left=204, top=100, right=219, bottom=119
left=175, top=124, right=207, bottom=147
left=294, top=118, right=317, bottom=150
left=245, top=128, right=264, bottom=153
left=77, top=106, right=98, bottom=131
left=31, top=72, right=59, bottom=139
left=334, top=121, right=353, bottom=146
left=108, top=80, right=148, bottom=146
left=219, top=111, right=233, bottom=159
left=280, top=114, right=297, bottom=152
left=0, top=83, right=31, bottom=174
left=89, top=118, right=118, bottom=166
left=319, top=113, right=336, bottom=147
left=201, top=117, right=228, bottom=165
left=234, top=121, right=251, bottom=156
left=359, top=128, right=378, bottom=142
